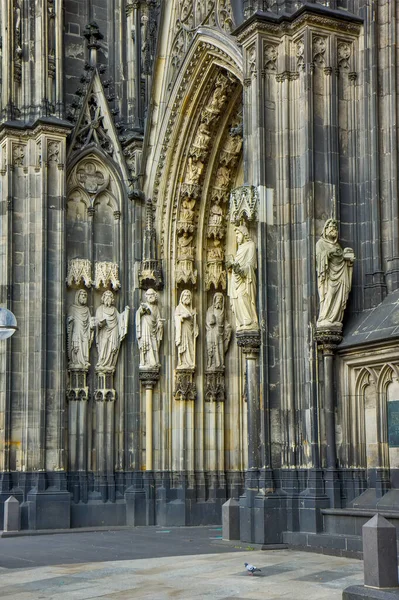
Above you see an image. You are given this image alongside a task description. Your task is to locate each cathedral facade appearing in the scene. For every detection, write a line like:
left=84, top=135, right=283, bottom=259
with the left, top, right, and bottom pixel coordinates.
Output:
left=0, top=0, right=398, bottom=551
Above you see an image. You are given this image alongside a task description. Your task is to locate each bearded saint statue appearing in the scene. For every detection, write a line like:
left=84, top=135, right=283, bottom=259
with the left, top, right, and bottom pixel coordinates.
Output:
left=316, top=218, right=355, bottom=330
left=227, top=224, right=258, bottom=332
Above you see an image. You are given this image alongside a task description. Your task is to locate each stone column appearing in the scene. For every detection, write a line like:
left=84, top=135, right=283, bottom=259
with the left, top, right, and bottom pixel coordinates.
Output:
left=67, top=370, right=89, bottom=504
left=315, top=330, right=342, bottom=508
left=237, top=331, right=261, bottom=473
left=237, top=329, right=261, bottom=542
left=139, top=369, right=160, bottom=472
left=94, top=372, right=116, bottom=503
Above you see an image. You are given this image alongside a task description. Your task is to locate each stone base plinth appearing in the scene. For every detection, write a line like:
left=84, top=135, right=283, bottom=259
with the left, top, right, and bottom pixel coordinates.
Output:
left=343, top=586, right=399, bottom=599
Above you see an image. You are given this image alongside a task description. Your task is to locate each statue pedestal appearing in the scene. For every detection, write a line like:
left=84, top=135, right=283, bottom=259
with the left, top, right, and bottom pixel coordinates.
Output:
left=205, top=368, right=225, bottom=402
left=174, top=368, right=196, bottom=401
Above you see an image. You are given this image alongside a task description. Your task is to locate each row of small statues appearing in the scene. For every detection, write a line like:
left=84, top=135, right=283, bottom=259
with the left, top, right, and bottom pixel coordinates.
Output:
left=67, top=224, right=259, bottom=374
left=67, top=218, right=355, bottom=374
left=67, top=287, right=237, bottom=374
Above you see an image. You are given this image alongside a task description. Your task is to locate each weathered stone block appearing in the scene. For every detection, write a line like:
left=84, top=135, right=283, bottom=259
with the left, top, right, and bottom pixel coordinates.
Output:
left=222, top=498, right=240, bottom=540
left=4, top=496, right=20, bottom=532
left=363, top=514, right=398, bottom=589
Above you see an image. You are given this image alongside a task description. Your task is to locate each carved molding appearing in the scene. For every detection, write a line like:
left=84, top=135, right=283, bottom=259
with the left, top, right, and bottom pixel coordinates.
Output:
left=66, top=258, right=93, bottom=288
left=236, top=12, right=362, bottom=43
left=94, top=262, right=121, bottom=290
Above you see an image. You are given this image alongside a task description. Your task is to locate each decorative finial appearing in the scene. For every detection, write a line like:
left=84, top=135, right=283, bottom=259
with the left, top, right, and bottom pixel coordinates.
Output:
left=83, top=22, right=104, bottom=68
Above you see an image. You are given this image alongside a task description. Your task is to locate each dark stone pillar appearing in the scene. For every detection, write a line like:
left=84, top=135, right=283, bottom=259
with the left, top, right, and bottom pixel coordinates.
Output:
left=237, top=330, right=261, bottom=472
left=316, top=331, right=342, bottom=509
left=237, top=330, right=261, bottom=543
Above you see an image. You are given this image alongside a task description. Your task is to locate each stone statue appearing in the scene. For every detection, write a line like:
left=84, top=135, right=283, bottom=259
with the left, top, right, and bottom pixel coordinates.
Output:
left=193, top=123, right=210, bottom=151
left=67, top=290, right=94, bottom=370
left=95, top=291, right=129, bottom=373
left=179, top=198, right=196, bottom=227
left=176, top=231, right=197, bottom=284
left=175, top=289, right=198, bottom=369
left=227, top=224, right=258, bottom=332
left=136, top=288, right=163, bottom=369
left=185, top=157, right=203, bottom=185
left=206, top=293, right=231, bottom=370
left=209, top=199, right=224, bottom=228
left=316, top=218, right=355, bottom=329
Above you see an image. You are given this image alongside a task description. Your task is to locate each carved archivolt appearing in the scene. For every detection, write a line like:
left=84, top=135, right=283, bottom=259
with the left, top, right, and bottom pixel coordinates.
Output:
left=168, top=0, right=236, bottom=88
left=174, top=70, right=237, bottom=285
left=204, top=108, right=243, bottom=291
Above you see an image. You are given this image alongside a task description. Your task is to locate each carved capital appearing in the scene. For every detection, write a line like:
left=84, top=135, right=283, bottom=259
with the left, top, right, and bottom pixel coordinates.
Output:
left=236, top=330, right=261, bottom=355
left=315, top=329, right=342, bottom=350
left=174, top=369, right=196, bottom=401
left=205, top=370, right=226, bottom=402
left=139, top=368, right=160, bottom=389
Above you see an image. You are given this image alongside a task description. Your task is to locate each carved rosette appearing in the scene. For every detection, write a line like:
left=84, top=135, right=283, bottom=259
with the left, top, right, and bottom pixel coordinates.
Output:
left=230, top=185, right=258, bottom=224
left=94, top=262, right=121, bottom=290
left=174, top=369, right=196, bottom=401
left=205, top=370, right=225, bottom=402
left=66, top=258, right=93, bottom=288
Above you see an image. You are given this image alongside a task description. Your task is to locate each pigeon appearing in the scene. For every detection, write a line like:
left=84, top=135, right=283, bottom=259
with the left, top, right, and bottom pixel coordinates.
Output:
left=244, top=562, right=261, bottom=575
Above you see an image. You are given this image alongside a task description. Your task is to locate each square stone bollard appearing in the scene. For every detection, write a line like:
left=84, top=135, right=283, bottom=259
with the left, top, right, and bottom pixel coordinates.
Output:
left=222, top=498, right=240, bottom=540
left=342, top=514, right=399, bottom=599
left=4, top=496, right=20, bottom=532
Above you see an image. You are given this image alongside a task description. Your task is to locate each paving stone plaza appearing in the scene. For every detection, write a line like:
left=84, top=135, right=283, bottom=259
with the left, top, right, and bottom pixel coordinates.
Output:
left=0, top=527, right=364, bottom=599
left=2, top=0, right=399, bottom=589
